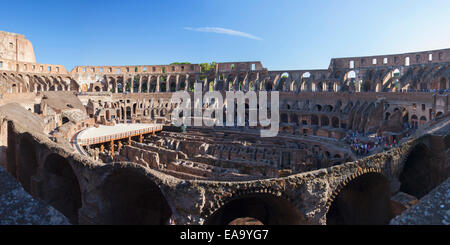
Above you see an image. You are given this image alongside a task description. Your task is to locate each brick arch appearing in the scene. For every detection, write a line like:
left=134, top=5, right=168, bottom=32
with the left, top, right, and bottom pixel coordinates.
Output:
left=96, top=164, right=172, bottom=225
left=325, top=168, right=392, bottom=225
left=203, top=187, right=305, bottom=225
left=16, top=134, right=39, bottom=193
left=39, top=153, right=82, bottom=224
left=398, top=142, right=446, bottom=199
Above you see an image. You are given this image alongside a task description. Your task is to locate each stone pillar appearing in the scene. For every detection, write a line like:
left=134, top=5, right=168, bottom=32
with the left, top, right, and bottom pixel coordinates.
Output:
left=166, top=75, right=171, bottom=92
left=242, top=72, right=249, bottom=91
left=175, top=74, right=180, bottom=91
left=185, top=74, right=190, bottom=91
left=147, top=76, right=151, bottom=93
left=138, top=76, right=143, bottom=93
left=130, top=75, right=135, bottom=93
left=156, top=75, right=160, bottom=92
left=255, top=72, right=260, bottom=92
left=212, top=77, right=217, bottom=91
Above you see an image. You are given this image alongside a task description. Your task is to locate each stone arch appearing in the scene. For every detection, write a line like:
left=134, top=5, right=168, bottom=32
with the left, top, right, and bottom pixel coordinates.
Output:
left=439, top=77, right=447, bottom=90
left=126, top=106, right=132, bottom=120
left=40, top=154, right=82, bottom=224
left=281, top=113, right=289, bottom=123
left=204, top=192, right=304, bottom=225
left=326, top=171, right=391, bottom=225
left=311, top=115, right=319, bottom=125
left=321, top=115, right=329, bottom=126
left=97, top=167, right=172, bottom=225
left=62, top=116, right=70, bottom=124
left=16, top=134, right=38, bottom=193
left=331, top=117, right=339, bottom=128
left=399, top=143, right=442, bottom=198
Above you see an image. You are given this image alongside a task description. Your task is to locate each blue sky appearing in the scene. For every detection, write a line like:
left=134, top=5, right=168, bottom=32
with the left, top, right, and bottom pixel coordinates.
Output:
left=1, top=0, right=450, bottom=71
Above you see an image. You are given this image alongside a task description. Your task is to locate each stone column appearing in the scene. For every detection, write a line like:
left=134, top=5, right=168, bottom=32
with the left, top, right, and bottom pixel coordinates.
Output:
left=185, top=74, right=190, bottom=91
left=254, top=72, right=260, bottom=92
left=175, top=74, right=180, bottom=91
left=138, top=76, right=143, bottom=93
left=166, top=75, right=171, bottom=92
left=156, top=75, right=160, bottom=92
left=204, top=77, right=208, bottom=92
left=242, top=72, right=249, bottom=91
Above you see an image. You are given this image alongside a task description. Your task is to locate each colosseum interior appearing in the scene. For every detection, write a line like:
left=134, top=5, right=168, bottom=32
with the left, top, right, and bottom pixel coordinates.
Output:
left=0, top=30, right=449, bottom=225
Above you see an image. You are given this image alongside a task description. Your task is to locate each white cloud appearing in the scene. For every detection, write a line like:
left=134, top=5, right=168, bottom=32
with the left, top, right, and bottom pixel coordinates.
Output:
left=184, top=27, right=262, bottom=41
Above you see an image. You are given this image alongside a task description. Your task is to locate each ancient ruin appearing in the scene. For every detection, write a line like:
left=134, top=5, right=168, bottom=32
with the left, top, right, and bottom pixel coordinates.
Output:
left=0, top=30, right=448, bottom=225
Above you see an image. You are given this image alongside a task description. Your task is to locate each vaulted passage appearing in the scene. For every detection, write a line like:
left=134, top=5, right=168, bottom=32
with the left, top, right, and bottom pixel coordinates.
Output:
left=204, top=193, right=304, bottom=225
left=17, top=135, right=38, bottom=193
left=41, top=154, right=82, bottom=224
left=98, top=168, right=172, bottom=225
left=399, top=143, right=440, bottom=198
left=326, top=173, right=392, bottom=225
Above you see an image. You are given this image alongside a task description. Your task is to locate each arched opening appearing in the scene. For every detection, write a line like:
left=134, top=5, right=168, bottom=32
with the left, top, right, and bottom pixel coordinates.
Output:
left=41, top=154, right=82, bottom=224
left=326, top=172, right=392, bottom=225
left=411, top=115, right=418, bottom=129
left=204, top=193, right=304, bottom=225
left=98, top=168, right=172, bottom=224
left=170, top=82, right=176, bottom=92
left=281, top=113, right=289, bottom=123
left=126, top=106, right=132, bottom=120
left=419, top=116, right=427, bottom=127
left=62, top=116, right=70, bottom=124
left=331, top=117, right=339, bottom=128
left=439, top=77, right=447, bottom=90
left=149, top=79, right=157, bottom=92
left=17, top=136, right=38, bottom=193
left=141, top=78, right=148, bottom=92
left=399, top=144, right=441, bottom=198
left=160, top=82, right=166, bottom=92
left=321, top=116, right=329, bottom=126
left=179, top=79, right=186, bottom=91
left=265, top=82, right=272, bottom=91
left=315, top=104, right=322, bottom=111
left=292, top=114, right=299, bottom=126
left=311, top=115, right=319, bottom=125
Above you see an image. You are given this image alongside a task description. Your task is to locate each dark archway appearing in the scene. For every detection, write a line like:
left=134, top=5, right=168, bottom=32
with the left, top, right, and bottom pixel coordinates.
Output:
left=126, top=106, right=132, bottom=120
left=41, top=154, right=82, bottom=224
left=205, top=193, right=304, bottom=225
left=62, top=116, right=70, bottom=124
left=311, top=115, right=319, bottom=125
left=399, top=143, right=442, bottom=198
left=321, top=116, right=330, bottom=126
left=98, top=168, right=172, bottom=225
left=281, top=113, right=289, bottom=123
left=331, top=117, right=339, bottom=128
left=17, top=135, right=38, bottom=193
left=326, top=172, right=392, bottom=225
